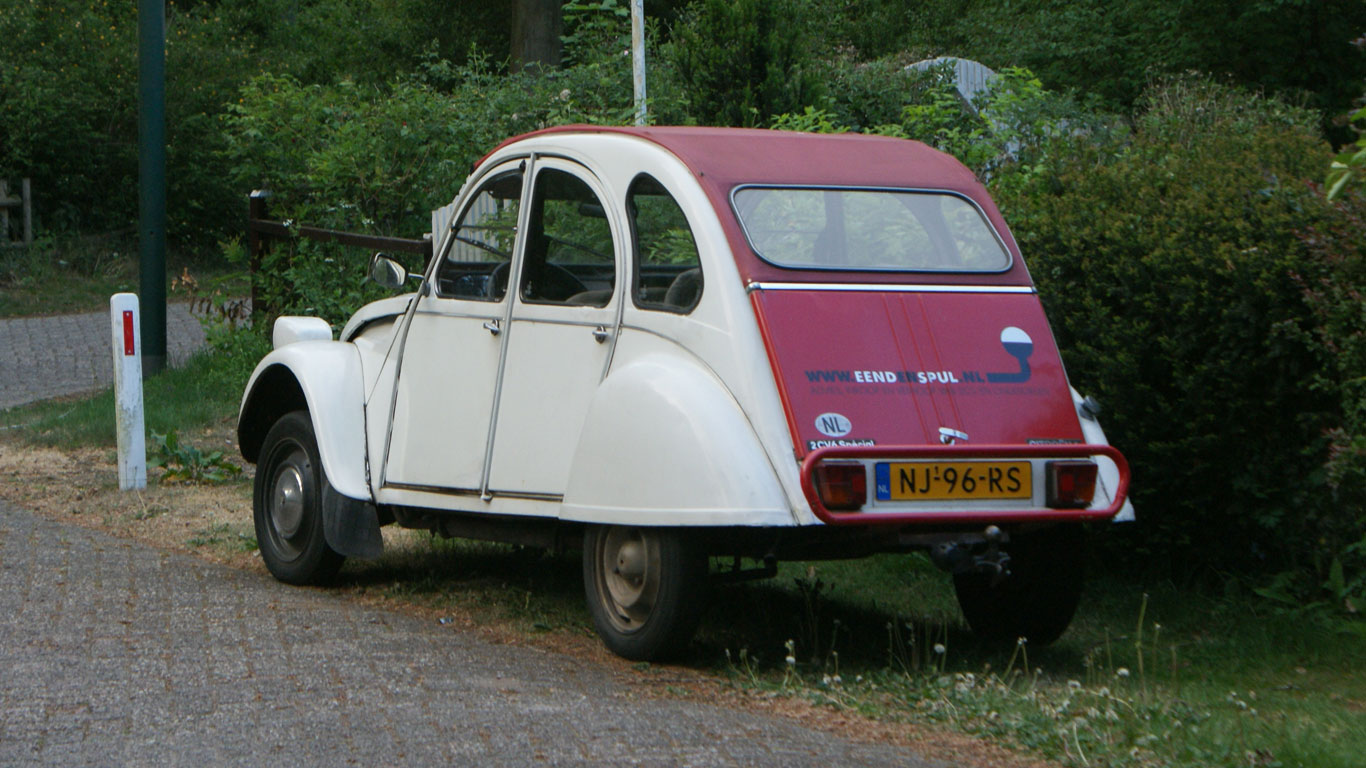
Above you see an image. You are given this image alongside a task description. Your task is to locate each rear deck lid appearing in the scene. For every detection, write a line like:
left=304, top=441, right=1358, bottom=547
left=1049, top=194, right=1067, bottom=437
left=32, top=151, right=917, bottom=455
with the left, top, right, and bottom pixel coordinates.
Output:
left=752, top=287, right=1084, bottom=458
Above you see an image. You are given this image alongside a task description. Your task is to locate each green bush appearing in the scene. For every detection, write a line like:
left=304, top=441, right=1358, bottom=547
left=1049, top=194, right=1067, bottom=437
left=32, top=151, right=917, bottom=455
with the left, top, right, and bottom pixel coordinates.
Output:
left=1294, top=189, right=1366, bottom=611
left=992, top=78, right=1341, bottom=575
left=1328, top=103, right=1366, bottom=200
left=772, top=64, right=1118, bottom=186
left=225, top=43, right=650, bottom=325
left=224, top=73, right=468, bottom=324
left=814, top=54, right=932, bottom=132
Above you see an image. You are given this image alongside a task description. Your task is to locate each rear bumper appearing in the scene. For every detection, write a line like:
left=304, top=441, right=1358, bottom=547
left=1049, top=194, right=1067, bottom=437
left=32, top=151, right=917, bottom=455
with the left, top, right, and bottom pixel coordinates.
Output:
left=800, top=443, right=1130, bottom=526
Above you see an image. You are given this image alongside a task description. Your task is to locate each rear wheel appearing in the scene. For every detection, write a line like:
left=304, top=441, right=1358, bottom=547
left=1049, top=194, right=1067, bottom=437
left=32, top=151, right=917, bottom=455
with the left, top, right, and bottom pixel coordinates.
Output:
left=253, top=411, right=344, bottom=585
left=583, top=525, right=707, bottom=661
left=953, top=524, right=1084, bottom=646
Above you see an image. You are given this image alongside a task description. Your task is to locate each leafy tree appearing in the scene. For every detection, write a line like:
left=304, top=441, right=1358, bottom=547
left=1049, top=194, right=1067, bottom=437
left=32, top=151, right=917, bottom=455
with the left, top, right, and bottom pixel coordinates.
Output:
left=0, top=0, right=252, bottom=244
left=666, top=0, right=823, bottom=126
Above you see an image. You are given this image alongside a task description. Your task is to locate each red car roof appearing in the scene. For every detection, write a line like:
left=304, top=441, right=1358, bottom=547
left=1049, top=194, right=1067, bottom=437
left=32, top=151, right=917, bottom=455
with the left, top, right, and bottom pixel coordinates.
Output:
left=490, top=125, right=1032, bottom=287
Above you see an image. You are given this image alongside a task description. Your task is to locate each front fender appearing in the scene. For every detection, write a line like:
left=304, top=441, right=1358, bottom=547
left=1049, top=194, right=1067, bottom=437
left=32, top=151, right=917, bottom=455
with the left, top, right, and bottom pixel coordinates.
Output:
left=561, top=353, right=792, bottom=526
left=238, top=341, right=370, bottom=503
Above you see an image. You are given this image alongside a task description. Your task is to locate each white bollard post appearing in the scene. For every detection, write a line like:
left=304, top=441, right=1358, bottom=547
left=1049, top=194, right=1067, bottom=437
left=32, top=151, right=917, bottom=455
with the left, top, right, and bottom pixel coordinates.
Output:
left=110, top=293, right=147, bottom=490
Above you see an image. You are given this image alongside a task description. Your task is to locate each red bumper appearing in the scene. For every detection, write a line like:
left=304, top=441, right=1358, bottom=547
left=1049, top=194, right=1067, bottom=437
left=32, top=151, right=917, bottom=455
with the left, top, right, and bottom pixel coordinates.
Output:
left=800, top=443, right=1131, bottom=526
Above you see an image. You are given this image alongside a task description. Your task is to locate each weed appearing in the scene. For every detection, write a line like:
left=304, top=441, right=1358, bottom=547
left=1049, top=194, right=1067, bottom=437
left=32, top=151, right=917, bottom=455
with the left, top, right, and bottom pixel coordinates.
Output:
left=129, top=505, right=167, bottom=521
left=187, top=523, right=256, bottom=552
left=149, top=430, right=242, bottom=485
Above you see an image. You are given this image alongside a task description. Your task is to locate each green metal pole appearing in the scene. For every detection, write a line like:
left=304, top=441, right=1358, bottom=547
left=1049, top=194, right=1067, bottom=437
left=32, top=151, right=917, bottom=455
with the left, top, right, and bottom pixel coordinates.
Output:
left=138, top=0, right=167, bottom=375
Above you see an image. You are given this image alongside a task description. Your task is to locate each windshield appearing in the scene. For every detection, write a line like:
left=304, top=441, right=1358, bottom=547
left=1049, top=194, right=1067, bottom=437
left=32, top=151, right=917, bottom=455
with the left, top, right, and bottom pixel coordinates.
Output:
left=732, top=187, right=1011, bottom=273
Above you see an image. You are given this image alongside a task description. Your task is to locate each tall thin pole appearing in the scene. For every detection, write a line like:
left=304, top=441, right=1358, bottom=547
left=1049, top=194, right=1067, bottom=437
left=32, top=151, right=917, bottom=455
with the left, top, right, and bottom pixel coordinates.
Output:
left=138, top=0, right=167, bottom=375
left=631, top=0, right=646, bottom=126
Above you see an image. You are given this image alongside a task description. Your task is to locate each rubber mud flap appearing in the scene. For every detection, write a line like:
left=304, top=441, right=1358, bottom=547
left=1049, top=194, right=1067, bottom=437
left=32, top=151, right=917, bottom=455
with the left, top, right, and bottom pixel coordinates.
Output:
left=321, top=484, right=384, bottom=559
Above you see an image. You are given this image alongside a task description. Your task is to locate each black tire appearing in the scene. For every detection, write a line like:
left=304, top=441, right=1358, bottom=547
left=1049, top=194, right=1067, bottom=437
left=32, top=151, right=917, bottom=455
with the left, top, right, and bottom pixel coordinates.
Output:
left=582, top=525, right=708, bottom=661
left=253, top=410, right=345, bottom=585
left=953, top=524, right=1085, bottom=646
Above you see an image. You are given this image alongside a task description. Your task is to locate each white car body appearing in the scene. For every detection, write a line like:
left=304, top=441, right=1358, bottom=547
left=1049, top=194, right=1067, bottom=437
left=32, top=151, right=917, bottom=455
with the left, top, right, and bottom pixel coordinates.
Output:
left=238, top=126, right=1132, bottom=658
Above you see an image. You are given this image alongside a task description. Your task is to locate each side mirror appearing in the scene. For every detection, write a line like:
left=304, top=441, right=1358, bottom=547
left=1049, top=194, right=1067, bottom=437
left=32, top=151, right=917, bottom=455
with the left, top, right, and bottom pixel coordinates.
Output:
left=368, top=252, right=409, bottom=290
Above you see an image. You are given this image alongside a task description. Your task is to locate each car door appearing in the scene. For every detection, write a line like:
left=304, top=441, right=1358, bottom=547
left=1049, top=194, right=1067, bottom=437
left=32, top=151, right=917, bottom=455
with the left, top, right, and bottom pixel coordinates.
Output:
left=484, top=160, right=621, bottom=500
left=381, top=163, right=525, bottom=495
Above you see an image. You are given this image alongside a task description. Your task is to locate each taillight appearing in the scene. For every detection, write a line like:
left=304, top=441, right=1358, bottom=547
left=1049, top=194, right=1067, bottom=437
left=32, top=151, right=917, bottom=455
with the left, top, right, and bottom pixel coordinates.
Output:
left=1046, top=460, right=1098, bottom=508
left=814, top=463, right=867, bottom=512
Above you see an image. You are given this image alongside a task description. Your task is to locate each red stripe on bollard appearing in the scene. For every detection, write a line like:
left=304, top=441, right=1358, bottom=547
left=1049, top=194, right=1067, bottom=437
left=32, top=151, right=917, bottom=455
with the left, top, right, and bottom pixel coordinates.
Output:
left=123, top=311, right=135, bottom=355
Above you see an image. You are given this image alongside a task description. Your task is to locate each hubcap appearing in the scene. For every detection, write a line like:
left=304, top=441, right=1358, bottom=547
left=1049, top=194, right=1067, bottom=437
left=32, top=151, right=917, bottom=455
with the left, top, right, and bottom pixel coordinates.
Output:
left=272, top=464, right=305, bottom=538
left=597, top=528, right=660, bottom=633
left=267, top=446, right=309, bottom=558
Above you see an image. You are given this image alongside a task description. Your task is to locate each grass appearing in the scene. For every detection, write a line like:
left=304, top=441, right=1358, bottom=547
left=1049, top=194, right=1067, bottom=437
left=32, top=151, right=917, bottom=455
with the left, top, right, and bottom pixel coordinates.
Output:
left=0, top=325, right=267, bottom=448
left=3, top=332, right=1362, bottom=767
left=293, top=524, right=1366, bottom=768
left=0, top=235, right=249, bottom=318
left=701, top=556, right=1366, bottom=768
left=0, top=235, right=137, bottom=317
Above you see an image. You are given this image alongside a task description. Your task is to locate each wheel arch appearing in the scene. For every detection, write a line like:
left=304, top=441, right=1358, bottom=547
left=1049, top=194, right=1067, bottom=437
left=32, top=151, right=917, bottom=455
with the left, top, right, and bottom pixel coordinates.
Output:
left=238, top=364, right=306, bottom=465
left=237, top=343, right=371, bottom=503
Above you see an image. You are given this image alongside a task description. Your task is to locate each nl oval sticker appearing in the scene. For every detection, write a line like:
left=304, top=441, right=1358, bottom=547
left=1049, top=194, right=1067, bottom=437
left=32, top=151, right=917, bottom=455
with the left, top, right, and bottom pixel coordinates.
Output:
left=815, top=413, right=852, bottom=438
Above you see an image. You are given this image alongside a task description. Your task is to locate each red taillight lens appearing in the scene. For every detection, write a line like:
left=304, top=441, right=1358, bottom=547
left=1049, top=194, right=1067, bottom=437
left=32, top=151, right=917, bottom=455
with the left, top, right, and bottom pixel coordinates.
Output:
left=1046, top=460, right=1098, bottom=508
left=814, top=463, right=867, bottom=512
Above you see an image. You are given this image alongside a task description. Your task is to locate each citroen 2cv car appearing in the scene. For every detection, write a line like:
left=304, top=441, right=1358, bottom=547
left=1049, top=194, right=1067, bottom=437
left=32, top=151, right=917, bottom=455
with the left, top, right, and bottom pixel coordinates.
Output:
left=238, top=126, right=1131, bottom=660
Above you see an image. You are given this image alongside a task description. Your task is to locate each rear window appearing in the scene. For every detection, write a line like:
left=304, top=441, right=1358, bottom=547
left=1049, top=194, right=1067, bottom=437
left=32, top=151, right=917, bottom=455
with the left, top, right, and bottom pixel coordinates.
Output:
left=731, top=187, right=1011, bottom=273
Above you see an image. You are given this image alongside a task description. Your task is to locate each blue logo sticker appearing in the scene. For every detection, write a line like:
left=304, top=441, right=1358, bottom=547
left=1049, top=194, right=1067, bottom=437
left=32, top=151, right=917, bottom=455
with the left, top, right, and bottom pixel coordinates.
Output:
left=986, top=327, right=1033, bottom=383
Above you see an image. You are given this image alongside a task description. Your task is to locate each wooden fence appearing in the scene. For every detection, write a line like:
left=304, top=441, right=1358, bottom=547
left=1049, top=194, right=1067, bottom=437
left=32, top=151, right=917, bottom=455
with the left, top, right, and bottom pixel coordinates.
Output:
left=246, top=189, right=433, bottom=317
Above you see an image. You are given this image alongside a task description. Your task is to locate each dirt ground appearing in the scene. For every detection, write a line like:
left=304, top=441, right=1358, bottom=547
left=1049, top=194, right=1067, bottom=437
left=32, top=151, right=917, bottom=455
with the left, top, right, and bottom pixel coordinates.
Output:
left=0, top=422, right=1055, bottom=768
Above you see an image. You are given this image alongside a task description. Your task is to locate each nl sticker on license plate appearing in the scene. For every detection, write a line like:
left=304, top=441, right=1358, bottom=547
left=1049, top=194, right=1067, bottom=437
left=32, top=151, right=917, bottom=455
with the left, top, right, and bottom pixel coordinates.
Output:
left=875, top=461, right=1032, bottom=501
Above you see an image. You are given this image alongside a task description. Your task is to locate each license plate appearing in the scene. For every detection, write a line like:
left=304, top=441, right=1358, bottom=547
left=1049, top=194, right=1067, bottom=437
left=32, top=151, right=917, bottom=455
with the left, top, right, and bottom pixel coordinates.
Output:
left=875, top=461, right=1032, bottom=501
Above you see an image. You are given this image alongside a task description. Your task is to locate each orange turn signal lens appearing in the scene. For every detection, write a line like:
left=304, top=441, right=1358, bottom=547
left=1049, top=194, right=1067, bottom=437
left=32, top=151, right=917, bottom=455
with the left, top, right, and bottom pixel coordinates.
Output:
left=1046, top=460, right=1098, bottom=508
left=815, top=463, right=867, bottom=512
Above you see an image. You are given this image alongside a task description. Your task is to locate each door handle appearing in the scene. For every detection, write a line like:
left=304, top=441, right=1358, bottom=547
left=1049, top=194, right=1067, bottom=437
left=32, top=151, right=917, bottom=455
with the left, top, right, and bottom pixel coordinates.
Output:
left=592, top=326, right=610, bottom=343
left=482, top=320, right=501, bottom=336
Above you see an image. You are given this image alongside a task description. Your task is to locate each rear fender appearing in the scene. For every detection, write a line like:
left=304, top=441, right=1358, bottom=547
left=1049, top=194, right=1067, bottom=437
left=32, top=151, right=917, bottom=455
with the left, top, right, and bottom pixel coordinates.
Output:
left=238, top=342, right=382, bottom=557
left=1070, top=387, right=1135, bottom=522
left=561, top=353, right=792, bottom=526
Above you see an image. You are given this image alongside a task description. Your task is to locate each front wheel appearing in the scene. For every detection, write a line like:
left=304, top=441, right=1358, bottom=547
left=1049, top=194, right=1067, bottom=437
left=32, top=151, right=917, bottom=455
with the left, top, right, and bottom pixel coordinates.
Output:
left=582, top=526, right=708, bottom=661
left=253, top=410, right=344, bottom=585
left=953, top=524, right=1084, bottom=646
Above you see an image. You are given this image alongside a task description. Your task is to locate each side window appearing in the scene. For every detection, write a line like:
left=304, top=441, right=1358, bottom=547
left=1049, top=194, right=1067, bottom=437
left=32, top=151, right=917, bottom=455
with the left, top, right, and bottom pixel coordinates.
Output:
left=519, top=168, right=616, bottom=307
left=435, top=170, right=522, bottom=301
left=627, top=175, right=702, bottom=314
